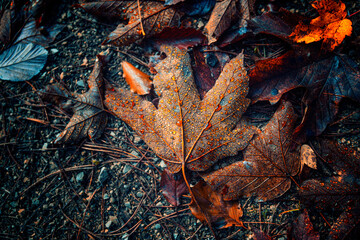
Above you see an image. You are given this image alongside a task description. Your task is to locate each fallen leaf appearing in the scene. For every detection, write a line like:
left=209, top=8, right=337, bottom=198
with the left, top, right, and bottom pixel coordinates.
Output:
left=288, top=209, right=320, bottom=240
left=300, top=144, right=317, bottom=173
left=104, top=46, right=255, bottom=173
left=0, top=1, right=26, bottom=46
left=0, top=43, right=48, bottom=81
left=54, top=54, right=108, bottom=144
left=249, top=54, right=360, bottom=141
left=204, top=0, right=238, bottom=44
left=147, top=27, right=207, bottom=50
left=103, top=1, right=182, bottom=46
left=121, top=61, right=152, bottom=95
left=14, top=18, right=64, bottom=47
left=289, top=0, right=352, bottom=51
left=328, top=206, right=360, bottom=240
left=189, top=180, right=244, bottom=229
left=204, top=101, right=300, bottom=202
left=160, top=168, right=188, bottom=206
left=299, top=175, right=360, bottom=210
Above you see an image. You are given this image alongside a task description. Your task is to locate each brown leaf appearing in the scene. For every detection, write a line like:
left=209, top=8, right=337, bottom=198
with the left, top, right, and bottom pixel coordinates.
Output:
left=54, top=55, right=108, bottom=144
left=204, top=101, right=300, bottom=201
left=204, top=0, right=238, bottom=44
left=189, top=180, right=244, bottom=229
left=289, top=0, right=352, bottom=51
left=103, top=1, right=182, bottom=46
left=160, top=168, right=188, bottom=206
left=104, top=46, right=255, bottom=173
left=122, top=61, right=152, bottom=95
left=288, top=209, right=320, bottom=240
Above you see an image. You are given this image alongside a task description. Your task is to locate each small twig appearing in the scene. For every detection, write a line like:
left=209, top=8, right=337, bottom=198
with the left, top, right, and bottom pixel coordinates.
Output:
left=137, top=0, right=145, bottom=36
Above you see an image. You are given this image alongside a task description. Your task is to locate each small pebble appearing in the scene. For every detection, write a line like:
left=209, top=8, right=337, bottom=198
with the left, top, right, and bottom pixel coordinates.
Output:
left=124, top=201, right=131, bottom=208
left=136, top=192, right=144, bottom=198
left=103, top=193, right=110, bottom=200
left=97, top=167, right=109, bottom=185
left=76, top=172, right=84, bottom=182
left=122, top=165, right=132, bottom=174
left=154, top=224, right=161, bottom=230
left=160, top=160, right=167, bottom=169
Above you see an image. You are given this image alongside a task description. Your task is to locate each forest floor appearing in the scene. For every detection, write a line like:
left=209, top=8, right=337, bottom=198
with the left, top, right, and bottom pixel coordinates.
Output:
left=1, top=0, right=360, bottom=239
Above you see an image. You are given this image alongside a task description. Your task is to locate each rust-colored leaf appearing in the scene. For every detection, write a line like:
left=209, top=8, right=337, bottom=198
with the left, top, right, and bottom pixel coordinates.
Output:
left=204, top=101, right=300, bottom=202
left=103, top=1, right=182, bottom=46
left=189, top=180, right=244, bottom=229
left=75, top=1, right=134, bottom=21
left=204, top=0, right=238, bottom=44
left=289, top=0, right=352, bottom=51
left=160, top=168, right=188, bottom=206
left=54, top=55, right=108, bottom=144
left=252, top=228, right=274, bottom=240
left=121, top=61, right=152, bottom=95
left=288, top=209, right=320, bottom=240
left=104, top=46, right=255, bottom=173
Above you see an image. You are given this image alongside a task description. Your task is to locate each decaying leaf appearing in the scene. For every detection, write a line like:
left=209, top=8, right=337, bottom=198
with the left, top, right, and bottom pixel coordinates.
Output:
left=177, top=0, right=216, bottom=16
left=54, top=54, right=108, bottom=144
left=0, top=43, right=48, bottom=81
left=249, top=54, right=360, bottom=141
left=300, top=144, right=317, bottom=172
left=289, top=0, right=352, bottom=51
left=103, top=1, right=182, bottom=46
left=160, top=168, right=188, bottom=206
left=189, top=180, right=244, bottom=229
left=252, top=228, right=274, bottom=240
left=288, top=209, right=320, bottom=240
left=328, top=206, right=360, bottom=240
left=299, top=175, right=360, bottom=210
left=105, top=46, right=255, bottom=173
left=122, top=61, right=152, bottom=95
left=204, top=101, right=300, bottom=202
left=204, top=0, right=238, bottom=44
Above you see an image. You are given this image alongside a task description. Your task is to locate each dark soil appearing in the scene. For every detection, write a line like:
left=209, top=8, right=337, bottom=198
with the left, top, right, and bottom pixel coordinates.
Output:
left=1, top=0, right=359, bottom=239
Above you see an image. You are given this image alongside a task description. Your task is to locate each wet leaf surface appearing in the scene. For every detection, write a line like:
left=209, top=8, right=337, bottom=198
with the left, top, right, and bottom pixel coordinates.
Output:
left=204, top=101, right=300, bottom=201
left=121, top=61, right=152, bottom=95
left=105, top=46, right=255, bottom=173
left=288, top=209, right=320, bottom=240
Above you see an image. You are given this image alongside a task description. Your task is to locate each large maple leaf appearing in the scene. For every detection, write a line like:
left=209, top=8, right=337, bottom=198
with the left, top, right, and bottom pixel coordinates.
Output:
left=104, top=46, right=255, bottom=173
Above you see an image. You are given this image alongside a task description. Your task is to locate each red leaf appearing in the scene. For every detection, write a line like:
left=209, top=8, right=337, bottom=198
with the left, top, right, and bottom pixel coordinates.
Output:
left=160, top=169, right=188, bottom=206
left=329, top=206, right=360, bottom=240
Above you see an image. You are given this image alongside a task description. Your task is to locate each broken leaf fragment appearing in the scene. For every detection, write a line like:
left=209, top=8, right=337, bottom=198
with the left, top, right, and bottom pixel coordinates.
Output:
left=105, top=46, right=255, bottom=173
left=189, top=180, right=244, bottom=229
left=54, top=54, right=108, bottom=144
left=289, top=0, right=352, bottom=51
left=122, top=61, right=152, bottom=95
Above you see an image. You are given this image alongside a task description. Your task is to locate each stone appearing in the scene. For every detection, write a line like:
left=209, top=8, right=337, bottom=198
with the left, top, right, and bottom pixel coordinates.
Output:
left=76, top=172, right=84, bottom=182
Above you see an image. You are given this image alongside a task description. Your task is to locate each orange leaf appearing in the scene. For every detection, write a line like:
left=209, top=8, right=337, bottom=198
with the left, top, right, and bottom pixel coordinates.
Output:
left=122, top=61, right=152, bottom=95
left=289, top=0, right=352, bottom=51
left=189, top=180, right=244, bottom=229
left=300, top=144, right=317, bottom=173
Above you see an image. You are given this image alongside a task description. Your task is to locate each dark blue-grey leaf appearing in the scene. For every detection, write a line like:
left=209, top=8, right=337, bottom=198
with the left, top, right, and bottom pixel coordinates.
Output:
left=0, top=43, right=48, bottom=81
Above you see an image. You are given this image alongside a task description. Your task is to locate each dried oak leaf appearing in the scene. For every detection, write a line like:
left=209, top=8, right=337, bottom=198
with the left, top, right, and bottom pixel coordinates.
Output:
left=103, top=1, right=182, bottom=46
left=204, top=0, right=238, bottom=44
left=288, top=209, right=320, bottom=240
left=104, top=46, right=255, bottom=173
left=189, top=180, right=244, bottom=229
left=54, top=55, right=108, bottom=144
left=160, top=168, right=188, bottom=206
left=121, top=61, right=152, bottom=95
left=289, top=0, right=352, bottom=51
left=204, top=101, right=300, bottom=202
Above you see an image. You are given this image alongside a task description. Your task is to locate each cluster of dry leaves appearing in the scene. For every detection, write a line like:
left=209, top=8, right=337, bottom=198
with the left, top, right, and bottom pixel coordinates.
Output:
left=3, top=0, right=359, bottom=239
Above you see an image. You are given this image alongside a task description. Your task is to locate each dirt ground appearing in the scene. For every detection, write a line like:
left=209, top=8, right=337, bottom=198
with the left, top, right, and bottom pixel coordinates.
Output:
left=1, top=0, right=359, bottom=239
